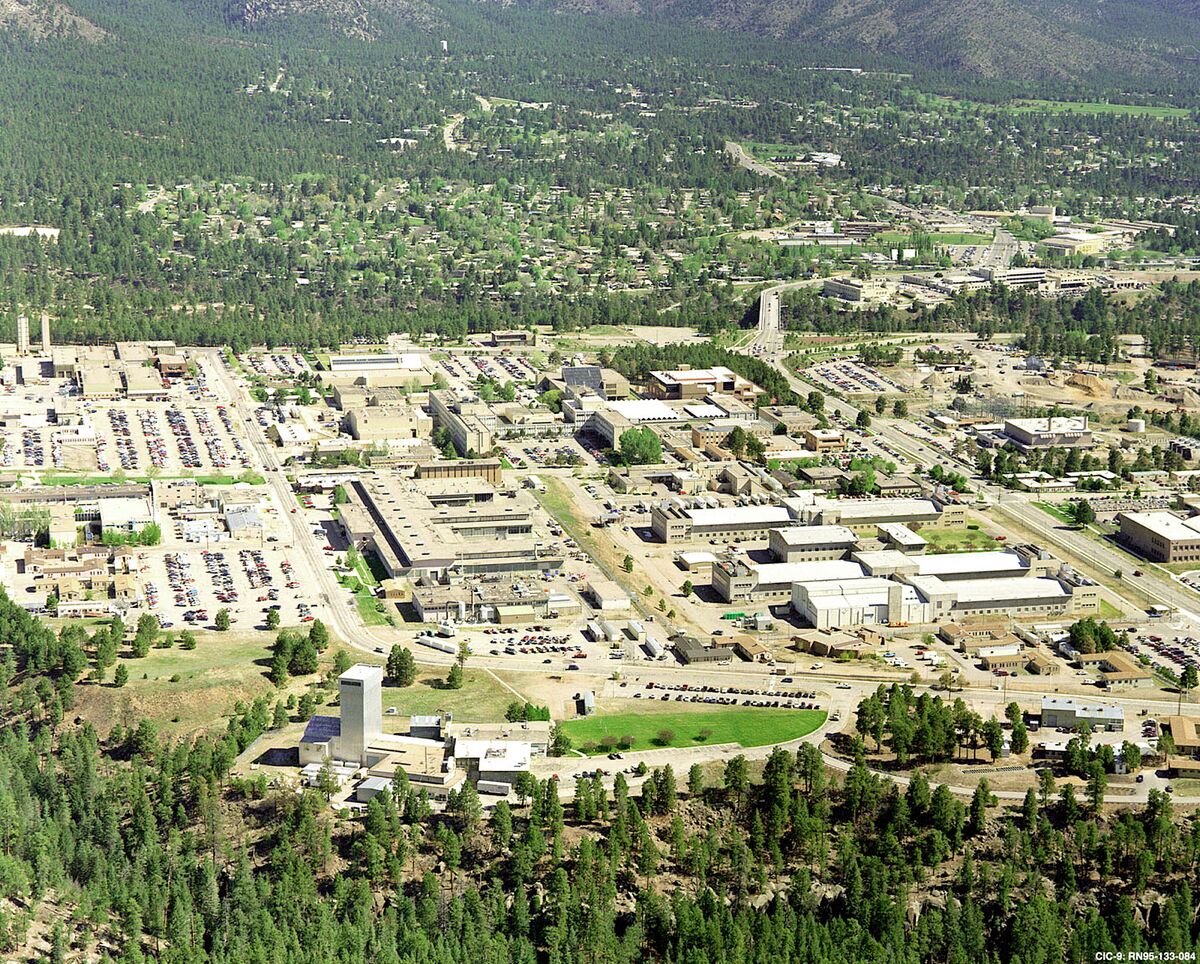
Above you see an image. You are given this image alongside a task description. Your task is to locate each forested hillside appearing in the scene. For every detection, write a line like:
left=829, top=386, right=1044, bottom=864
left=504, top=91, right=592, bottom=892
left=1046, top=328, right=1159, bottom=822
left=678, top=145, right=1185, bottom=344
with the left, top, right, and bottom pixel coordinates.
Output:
left=0, top=586, right=1197, bottom=961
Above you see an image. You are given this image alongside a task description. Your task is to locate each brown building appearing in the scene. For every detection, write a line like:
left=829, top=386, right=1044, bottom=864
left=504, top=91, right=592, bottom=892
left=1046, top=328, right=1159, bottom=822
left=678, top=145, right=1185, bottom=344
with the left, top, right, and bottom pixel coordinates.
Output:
left=414, top=458, right=503, bottom=486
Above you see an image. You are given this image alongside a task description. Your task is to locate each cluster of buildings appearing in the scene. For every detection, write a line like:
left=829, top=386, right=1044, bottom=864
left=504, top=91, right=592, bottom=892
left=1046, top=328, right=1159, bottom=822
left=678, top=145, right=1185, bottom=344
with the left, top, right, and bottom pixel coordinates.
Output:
left=660, top=489, right=1097, bottom=630
left=298, top=665, right=547, bottom=799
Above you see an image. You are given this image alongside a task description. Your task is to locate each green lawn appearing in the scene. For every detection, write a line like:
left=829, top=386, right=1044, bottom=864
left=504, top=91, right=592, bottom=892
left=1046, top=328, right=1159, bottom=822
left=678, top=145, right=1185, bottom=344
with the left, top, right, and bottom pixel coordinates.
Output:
left=38, top=471, right=264, bottom=486
left=379, top=669, right=519, bottom=722
left=1011, top=99, right=1190, bottom=118
left=354, top=585, right=391, bottom=626
left=561, top=705, right=826, bottom=755
left=1035, top=501, right=1076, bottom=525
left=922, top=527, right=1001, bottom=553
left=1096, top=598, right=1124, bottom=620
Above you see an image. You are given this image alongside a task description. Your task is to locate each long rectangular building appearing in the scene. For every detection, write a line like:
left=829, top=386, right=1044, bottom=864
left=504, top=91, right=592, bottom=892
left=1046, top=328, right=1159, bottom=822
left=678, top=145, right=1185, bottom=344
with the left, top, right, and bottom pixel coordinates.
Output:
left=339, top=473, right=559, bottom=581
left=650, top=502, right=798, bottom=543
left=1117, top=510, right=1200, bottom=563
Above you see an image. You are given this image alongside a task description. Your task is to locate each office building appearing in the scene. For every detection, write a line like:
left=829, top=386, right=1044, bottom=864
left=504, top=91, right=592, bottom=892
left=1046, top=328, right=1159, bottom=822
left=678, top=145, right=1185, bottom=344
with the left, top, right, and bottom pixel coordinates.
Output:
left=1117, top=510, right=1200, bottom=562
left=768, top=525, right=860, bottom=562
left=337, top=472, right=556, bottom=581
left=645, top=367, right=760, bottom=402
left=808, top=496, right=966, bottom=533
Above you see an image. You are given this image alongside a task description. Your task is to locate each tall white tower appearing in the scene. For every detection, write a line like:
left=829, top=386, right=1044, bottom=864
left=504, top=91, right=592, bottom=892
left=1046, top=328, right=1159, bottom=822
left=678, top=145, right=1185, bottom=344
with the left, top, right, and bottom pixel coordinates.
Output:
left=15, top=315, right=29, bottom=356
left=338, top=664, right=383, bottom=765
left=40, top=314, right=50, bottom=355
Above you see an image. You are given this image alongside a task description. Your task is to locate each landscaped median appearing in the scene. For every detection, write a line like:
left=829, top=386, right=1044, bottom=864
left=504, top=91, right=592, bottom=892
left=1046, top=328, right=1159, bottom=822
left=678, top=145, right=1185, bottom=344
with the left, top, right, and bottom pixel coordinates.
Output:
left=560, top=704, right=826, bottom=755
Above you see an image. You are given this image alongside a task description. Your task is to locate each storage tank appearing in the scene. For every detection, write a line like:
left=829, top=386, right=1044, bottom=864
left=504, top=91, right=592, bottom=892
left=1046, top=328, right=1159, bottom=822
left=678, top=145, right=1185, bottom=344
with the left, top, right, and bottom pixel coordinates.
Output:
left=1127, top=418, right=1146, bottom=433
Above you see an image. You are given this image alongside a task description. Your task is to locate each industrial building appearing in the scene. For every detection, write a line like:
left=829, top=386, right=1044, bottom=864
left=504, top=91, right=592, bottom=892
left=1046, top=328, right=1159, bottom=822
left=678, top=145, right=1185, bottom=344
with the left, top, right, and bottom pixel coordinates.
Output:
left=1117, top=510, right=1200, bottom=563
left=651, top=501, right=798, bottom=543
left=1002, top=416, right=1094, bottom=452
left=713, top=558, right=864, bottom=604
left=298, top=666, right=540, bottom=798
left=768, top=525, right=860, bottom=562
left=1040, top=696, right=1124, bottom=731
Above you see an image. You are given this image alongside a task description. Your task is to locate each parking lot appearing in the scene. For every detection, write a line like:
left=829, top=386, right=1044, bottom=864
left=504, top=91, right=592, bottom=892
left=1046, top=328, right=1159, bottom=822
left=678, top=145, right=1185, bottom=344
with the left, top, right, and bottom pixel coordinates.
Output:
left=241, top=352, right=314, bottom=380
left=806, top=360, right=906, bottom=396
left=613, top=678, right=824, bottom=712
left=138, top=544, right=313, bottom=631
left=1123, top=627, right=1200, bottom=679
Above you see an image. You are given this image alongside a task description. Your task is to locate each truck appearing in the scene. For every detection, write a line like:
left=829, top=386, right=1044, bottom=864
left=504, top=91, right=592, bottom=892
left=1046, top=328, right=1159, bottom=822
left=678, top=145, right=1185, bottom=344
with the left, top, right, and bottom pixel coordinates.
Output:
left=437, top=620, right=458, bottom=638
left=416, top=634, right=457, bottom=655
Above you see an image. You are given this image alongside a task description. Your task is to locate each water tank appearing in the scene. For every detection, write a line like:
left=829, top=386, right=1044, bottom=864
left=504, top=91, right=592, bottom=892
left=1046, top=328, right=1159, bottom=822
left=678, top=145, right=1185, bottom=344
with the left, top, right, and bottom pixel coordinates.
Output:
left=1128, top=418, right=1146, bottom=433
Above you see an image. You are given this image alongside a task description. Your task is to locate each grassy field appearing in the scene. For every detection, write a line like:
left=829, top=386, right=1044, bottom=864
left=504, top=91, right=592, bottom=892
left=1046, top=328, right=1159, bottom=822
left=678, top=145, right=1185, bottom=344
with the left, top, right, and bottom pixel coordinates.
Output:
left=1096, top=598, right=1124, bottom=620
left=1034, top=501, right=1078, bottom=525
left=561, top=704, right=826, bottom=755
left=380, top=669, right=519, bottom=722
left=1011, top=99, right=1191, bottom=118
left=74, top=629, right=281, bottom=736
left=923, top=526, right=1002, bottom=552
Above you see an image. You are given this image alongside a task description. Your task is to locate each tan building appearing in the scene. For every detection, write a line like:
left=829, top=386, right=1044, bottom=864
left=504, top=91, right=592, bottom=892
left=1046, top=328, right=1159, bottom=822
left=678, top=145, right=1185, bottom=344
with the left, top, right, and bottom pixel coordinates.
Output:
left=347, top=405, right=433, bottom=442
left=803, top=429, right=846, bottom=452
left=1117, top=511, right=1200, bottom=563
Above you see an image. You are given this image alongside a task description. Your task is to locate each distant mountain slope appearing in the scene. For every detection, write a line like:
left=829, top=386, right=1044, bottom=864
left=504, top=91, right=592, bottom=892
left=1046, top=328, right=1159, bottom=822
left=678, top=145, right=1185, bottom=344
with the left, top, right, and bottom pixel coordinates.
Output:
left=230, top=0, right=435, bottom=38
left=0, top=0, right=105, bottom=39
left=539, top=0, right=1200, bottom=79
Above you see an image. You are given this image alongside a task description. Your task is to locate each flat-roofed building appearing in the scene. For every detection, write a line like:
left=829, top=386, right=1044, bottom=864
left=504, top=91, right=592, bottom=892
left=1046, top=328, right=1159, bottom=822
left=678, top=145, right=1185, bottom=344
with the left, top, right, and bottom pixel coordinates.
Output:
left=1041, top=696, right=1123, bottom=731
left=428, top=390, right=494, bottom=455
left=823, top=278, right=867, bottom=301
left=1003, top=416, right=1093, bottom=451
left=792, top=577, right=930, bottom=630
left=768, top=524, right=859, bottom=562
left=1117, top=510, right=1200, bottom=562
left=79, top=364, right=121, bottom=400
left=876, top=522, right=927, bottom=554
left=645, top=366, right=760, bottom=402
left=803, top=429, right=846, bottom=452
left=810, top=496, right=965, bottom=532
left=97, top=497, right=154, bottom=535
left=347, top=405, right=432, bottom=442
left=713, top=558, right=864, bottom=603
left=796, top=465, right=849, bottom=491
left=489, top=330, right=536, bottom=347
left=650, top=501, right=797, bottom=543
left=123, top=364, right=167, bottom=400
left=875, top=475, right=922, bottom=497
left=339, top=472, right=555, bottom=581
left=415, top=458, right=503, bottom=486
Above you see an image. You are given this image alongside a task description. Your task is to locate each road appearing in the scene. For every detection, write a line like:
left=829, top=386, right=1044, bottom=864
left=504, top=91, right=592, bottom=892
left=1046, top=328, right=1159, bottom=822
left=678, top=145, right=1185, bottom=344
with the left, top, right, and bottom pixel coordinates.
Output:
left=203, top=350, right=394, bottom=654
left=976, top=226, right=1019, bottom=270
left=725, top=141, right=783, bottom=180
